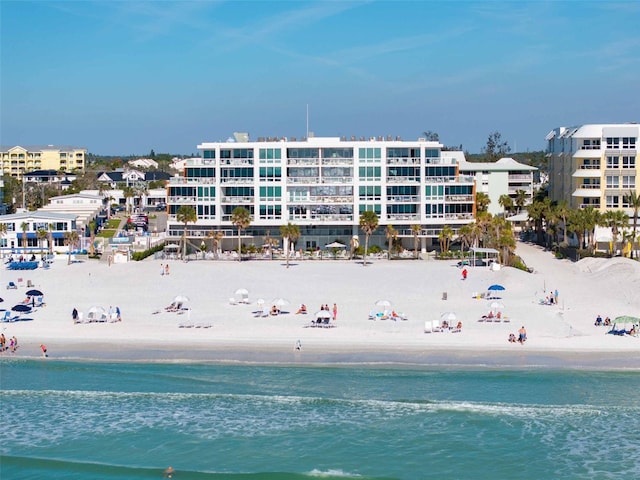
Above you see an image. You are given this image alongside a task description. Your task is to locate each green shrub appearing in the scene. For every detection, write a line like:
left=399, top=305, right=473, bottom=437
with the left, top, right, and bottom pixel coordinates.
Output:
left=368, top=244, right=382, bottom=254
left=132, top=242, right=165, bottom=261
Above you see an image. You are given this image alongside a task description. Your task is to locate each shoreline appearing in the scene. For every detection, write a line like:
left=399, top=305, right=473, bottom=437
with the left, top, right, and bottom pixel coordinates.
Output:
left=5, top=340, right=640, bottom=370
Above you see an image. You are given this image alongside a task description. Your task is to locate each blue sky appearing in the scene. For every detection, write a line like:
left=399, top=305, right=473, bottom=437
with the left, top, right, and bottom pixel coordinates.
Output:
left=1, top=1, right=639, bottom=155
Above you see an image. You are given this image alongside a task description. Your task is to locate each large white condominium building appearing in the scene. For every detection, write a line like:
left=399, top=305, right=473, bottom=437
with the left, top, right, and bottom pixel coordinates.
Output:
left=166, top=135, right=477, bottom=251
left=546, top=124, right=639, bottom=212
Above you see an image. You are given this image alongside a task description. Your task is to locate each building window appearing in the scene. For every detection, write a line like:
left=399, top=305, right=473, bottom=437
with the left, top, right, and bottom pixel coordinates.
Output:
left=622, top=175, right=636, bottom=189
left=259, top=148, right=282, bottom=162
left=606, top=156, right=620, bottom=168
left=259, top=186, right=282, bottom=201
left=359, top=204, right=381, bottom=214
left=359, top=185, right=381, bottom=200
left=622, top=156, right=636, bottom=169
left=606, top=137, right=620, bottom=149
left=425, top=149, right=440, bottom=158
left=622, top=137, right=636, bottom=149
left=358, top=147, right=381, bottom=162
left=203, top=150, right=216, bottom=159
left=359, top=166, right=381, bottom=180
left=259, top=205, right=282, bottom=219
left=606, top=195, right=620, bottom=208
left=606, top=176, right=620, bottom=188
left=259, top=167, right=282, bottom=181
left=583, top=139, right=601, bottom=149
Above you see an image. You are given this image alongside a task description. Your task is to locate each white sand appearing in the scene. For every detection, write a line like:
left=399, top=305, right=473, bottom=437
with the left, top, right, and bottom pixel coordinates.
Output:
left=2, top=241, right=640, bottom=367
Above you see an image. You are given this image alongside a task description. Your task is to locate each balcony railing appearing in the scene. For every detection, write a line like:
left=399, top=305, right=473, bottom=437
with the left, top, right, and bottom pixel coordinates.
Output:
left=386, top=195, right=420, bottom=202
left=287, top=177, right=320, bottom=184
left=219, top=177, right=254, bottom=184
left=169, top=177, right=216, bottom=185
left=386, top=157, right=421, bottom=165
left=508, top=174, right=532, bottom=181
left=578, top=164, right=601, bottom=169
left=321, top=158, right=353, bottom=165
left=386, top=177, right=420, bottom=183
left=579, top=203, right=601, bottom=209
left=220, top=196, right=254, bottom=203
left=445, top=195, right=474, bottom=202
left=387, top=214, right=420, bottom=221
left=287, top=195, right=353, bottom=203
left=321, top=176, right=353, bottom=184
left=287, top=158, right=320, bottom=166
left=168, top=196, right=197, bottom=203
left=220, top=159, right=254, bottom=166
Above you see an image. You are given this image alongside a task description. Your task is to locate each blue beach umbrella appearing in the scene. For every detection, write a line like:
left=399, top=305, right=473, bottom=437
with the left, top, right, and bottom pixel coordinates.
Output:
left=12, top=304, right=32, bottom=313
left=487, top=284, right=506, bottom=291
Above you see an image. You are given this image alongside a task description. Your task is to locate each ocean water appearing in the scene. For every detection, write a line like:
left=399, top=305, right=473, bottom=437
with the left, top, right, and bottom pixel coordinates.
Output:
left=1, top=360, right=640, bottom=480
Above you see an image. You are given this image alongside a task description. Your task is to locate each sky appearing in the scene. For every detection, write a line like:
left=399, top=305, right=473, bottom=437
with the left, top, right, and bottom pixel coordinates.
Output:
left=1, top=1, right=639, bottom=156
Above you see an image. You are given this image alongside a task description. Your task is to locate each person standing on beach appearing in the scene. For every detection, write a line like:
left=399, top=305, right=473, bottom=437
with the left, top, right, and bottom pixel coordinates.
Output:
left=165, top=264, right=170, bottom=275
left=462, top=268, right=468, bottom=280
left=554, top=289, right=559, bottom=304
left=518, top=326, right=527, bottom=344
left=160, top=263, right=164, bottom=276
left=40, top=344, right=48, bottom=357
left=333, top=303, right=338, bottom=322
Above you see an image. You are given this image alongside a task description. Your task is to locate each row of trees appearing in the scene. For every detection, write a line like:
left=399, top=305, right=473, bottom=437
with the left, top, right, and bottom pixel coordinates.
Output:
left=526, top=190, right=640, bottom=258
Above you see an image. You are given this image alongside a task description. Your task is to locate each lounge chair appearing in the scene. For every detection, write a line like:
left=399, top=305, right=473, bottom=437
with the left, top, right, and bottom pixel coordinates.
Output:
left=1, top=311, right=12, bottom=322
left=7, top=281, right=17, bottom=290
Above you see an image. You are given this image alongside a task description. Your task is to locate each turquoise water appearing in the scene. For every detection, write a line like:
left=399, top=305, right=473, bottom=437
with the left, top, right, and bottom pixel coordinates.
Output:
left=1, top=360, right=640, bottom=480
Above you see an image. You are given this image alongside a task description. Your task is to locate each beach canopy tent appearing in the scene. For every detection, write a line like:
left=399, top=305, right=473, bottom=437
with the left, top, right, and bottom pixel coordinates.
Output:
left=469, top=247, right=499, bottom=266
left=164, top=243, right=180, bottom=251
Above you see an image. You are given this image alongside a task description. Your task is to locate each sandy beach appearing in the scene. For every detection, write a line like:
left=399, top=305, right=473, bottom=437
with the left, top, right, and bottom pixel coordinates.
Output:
left=2, top=241, right=640, bottom=368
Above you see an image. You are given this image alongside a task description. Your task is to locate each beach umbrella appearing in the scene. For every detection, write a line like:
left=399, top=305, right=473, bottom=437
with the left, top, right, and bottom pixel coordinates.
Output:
left=614, top=315, right=640, bottom=324
left=256, top=298, right=265, bottom=305
left=173, top=295, right=190, bottom=303
left=489, top=301, right=504, bottom=310
left=235, top=288, right=249, bottom=296
left=0, top=297, right=3, bottom=303
left=12, top=304, right=32, bottom=313
left=26, top=289, right=43, bottom=297
left=273, top=298, right=290, bottom=308
left=487, top=284, right=505, bottom=291
left=164, top=244, right=180, bottom=250
left=325, top=241, right=346, bottom=249
left=314, top=310, right=332, bottom=319
left=375, top=299, right=392, bottom=308
left=88, top=306, right=105, bottom=315
left=440, top=311, right=457, bottom=322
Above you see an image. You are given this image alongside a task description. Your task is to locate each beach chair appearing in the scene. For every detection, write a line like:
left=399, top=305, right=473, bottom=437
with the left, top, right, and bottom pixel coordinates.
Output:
left=35, top=296, right=45, bottom=307
left=27, top=280, right=34, bottom=288
left=7, top=281, right=17, bottom=289
left=432, top=320, right=444, bottom=333
left=1, top=311, right=12, bottom=322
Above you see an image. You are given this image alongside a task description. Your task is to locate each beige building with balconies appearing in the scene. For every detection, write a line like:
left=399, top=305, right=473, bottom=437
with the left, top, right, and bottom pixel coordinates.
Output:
left=546, top=124, right=639, bottom=212
left=0, top=145, right=87, bottom=179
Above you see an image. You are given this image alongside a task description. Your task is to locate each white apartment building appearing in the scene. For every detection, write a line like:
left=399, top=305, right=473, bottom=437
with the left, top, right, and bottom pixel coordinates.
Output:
left=446, top=153, right=537, bottom=216
left=547, top=124, right=639, bottom=212
left=166, top=135, right=477, bottom=252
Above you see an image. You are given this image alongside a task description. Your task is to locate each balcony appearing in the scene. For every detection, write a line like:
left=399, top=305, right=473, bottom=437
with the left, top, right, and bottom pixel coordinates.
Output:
left=572, top=168, right=601, bottom=178
left=386, top=195, right=420, bottom=202
left=220, top=196, right=253, bottom=204
left=508, top=174, right=533, bottom=181
left=168, top=196, right=198, bottom=203
left=387, top=214, right=420, bottom=221
left=573, top=149, right=602, bottom=158
left=220, top=159, right=254, bottom=166
left=169, top=177, right=216, bottom=185
left=444, top=195, right=473, bottom=202
left=321, top=157, right=353, bottom=166
left=572, top=187, right=601, bottom=197
left=386, top=157, right=421, bottom=165
left=287, top=158, right=319, bottom=166
left=386, top=177, right=420, bottom=184
left=287, top=177, right=320, bottom=184
left=287, top=195, right=353, bottom=203
left=321, top=176, right=353, bottom=184
left=219, top=177, right=253, bottom=184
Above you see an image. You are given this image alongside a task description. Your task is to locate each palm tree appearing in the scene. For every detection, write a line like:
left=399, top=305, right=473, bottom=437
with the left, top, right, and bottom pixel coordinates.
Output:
left=279, top=222, right=300, bottom=269
left=527, top=197, right=551, bottom=246
left=581, top=206, right=601, bottom=252
left=122, top=186, right=134, bottom=214
left=498, top=194, right=513, bottom=217
left=624, top=190, right=640, bottom=258
left=438, top=224, right=454, bottom=254
left=64, top=230, right=80, bottom=265
left=87, top=221, right=97, bottom=256
left=230, top=206, right=251, bottom=261
left=475, top=192, right=491, bottom=214
left=554, top=200, right=571, bottom=245
left=36, top=228, right=48, bottom=254
left=359, top=210, right=379, bottom=266
left=47, top=223, right=54, bottom=254
left=567, top=208, right=588, bottom=250
left=133, top=183, right=149, bottom=211
left=0, top=223, right=7, bottom=253
left=458, top=223, right=473, bottom=258
left=176, top=205, right=197, bottom=260
left=515, top=189, right=527, bottom=213
left=207, top=230, right=224, bottom=259
left=410, top=224, right=421, bottom=259
left=385, top=225, right=397, bottom=260
left=602, top=210, right=629, bottom=256
left=20, top=221, right=29, bottom=255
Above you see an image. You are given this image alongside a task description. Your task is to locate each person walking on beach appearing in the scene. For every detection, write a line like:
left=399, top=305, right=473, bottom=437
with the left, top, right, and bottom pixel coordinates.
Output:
left=332, top=303, right=338, bottom=322
left=160, top=263, right=164, bottom=276
left=40, top=344, right=48, bottom=357
left=554, top=288, right=559, bottom=304
left=518, top=326, right=527, bottom=344
left=165, top=264, right=170, bottom=275
left=462, top=268, right=468, bottom=280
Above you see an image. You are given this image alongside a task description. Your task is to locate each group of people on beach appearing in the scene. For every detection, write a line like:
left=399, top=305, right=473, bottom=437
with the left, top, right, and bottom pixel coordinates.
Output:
left=594, top=314, right=612, bottom=327
left=0, top=333, right=18, bottom=353
left=508, top=326, right=527, bottom=344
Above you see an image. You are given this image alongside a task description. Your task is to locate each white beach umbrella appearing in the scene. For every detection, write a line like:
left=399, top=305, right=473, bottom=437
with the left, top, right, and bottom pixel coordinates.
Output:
left=256, top=298, right=265, bottom=305
left=88, top=306, right=105, bottom=315
left=440, top=311, right=457, bottom=322
left=173, top=295, right=190, bottom=303
left=273, top=298, right=290, bottom=308
left=489, top=301, right=504, bottom=311
left=375, top=299, right=392, bottom=308
left=314, top=310, right=332, bottom=319
left=235, top=288, right=249, bottom=296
